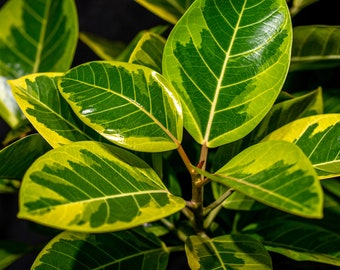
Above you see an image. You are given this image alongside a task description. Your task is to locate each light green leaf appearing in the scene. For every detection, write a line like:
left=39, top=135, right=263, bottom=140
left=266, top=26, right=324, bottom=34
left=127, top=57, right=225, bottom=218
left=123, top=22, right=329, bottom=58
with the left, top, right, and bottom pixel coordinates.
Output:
left=9, top=73, right=100, bottom=148
left=290, top=26, right=340, bottom=71
left=185, top=234, right=272, bottom=270
left=200, top=140, right=323, bottom=218
left=243, top=219, right=340, bottom=266
left=32, top=227, right=169, bottom=270
left=0, top=133, right=51, bottom=181
left=0, top=76, right=25, bottom=128
left=79, top=32, right=125, bottom=61
left=263, top=114, right=340, bottom=179
left=135, top=0, right=194, bottom=24
left=58, top=61, right=183, bottom=152
left=163, top=0, right=292, bottom=147
left=129, top=32, right=166, bottom=73
left=18, top=141, right=185, bottom=232
left=0, top=0, right=78, bottom=78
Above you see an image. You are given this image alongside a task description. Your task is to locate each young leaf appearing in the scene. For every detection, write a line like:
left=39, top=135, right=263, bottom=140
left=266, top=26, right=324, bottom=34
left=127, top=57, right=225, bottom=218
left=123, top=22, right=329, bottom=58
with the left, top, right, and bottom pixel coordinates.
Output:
left=290, top=26, right=340, bottom=71
left=185, top=234, right=272, bottom=269
left=18, top=141, right=185, bottom=232
left=129, top=32, right=166, bottom=73
left=200, top=140, right=323, bottom=218
left=0, top=0, right=78, bottom=78
left=135, top=0, right=194, bottom=24
left=163, top=0, right=292, bottom=147
left=264, top=114, right=340, bottom=179
left=9, top=73, right=99, bottom=148
left=243, top=219, right=340, bottom=266
left=32, top=228, right=169, bottom=270
left=0, top=133, right=51, bottom=181
left=58, top=61, right=183, bottom=152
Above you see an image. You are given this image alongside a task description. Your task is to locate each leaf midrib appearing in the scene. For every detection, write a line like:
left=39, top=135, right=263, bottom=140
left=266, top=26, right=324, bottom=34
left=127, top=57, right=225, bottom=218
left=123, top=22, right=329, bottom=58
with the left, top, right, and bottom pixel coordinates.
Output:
left=203, top=1, right=247, bottom=144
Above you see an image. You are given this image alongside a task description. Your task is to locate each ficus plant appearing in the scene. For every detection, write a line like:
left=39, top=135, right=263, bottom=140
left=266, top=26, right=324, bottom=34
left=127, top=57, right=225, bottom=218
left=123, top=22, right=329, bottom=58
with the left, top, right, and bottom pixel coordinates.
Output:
left=0, top=0, right=340, bottom=269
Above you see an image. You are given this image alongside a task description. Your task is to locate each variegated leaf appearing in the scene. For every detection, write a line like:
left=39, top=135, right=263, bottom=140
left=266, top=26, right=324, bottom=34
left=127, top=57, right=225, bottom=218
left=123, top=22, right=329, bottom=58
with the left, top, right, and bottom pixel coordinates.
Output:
left=199, top=140, right=323, bottom=218
left=0, top=0, right=78, bottom=78
left=32, top=227, right=169, bottom=270
left=264, top=114, right=340, bottom=179
left=163, top=0, right=292, bottom=147
left=185, top=234, right=272, bottom=269
left=9, top=73, right=100, bottom=148
left=58, top=61, right=183, bottom=152
left=18, top=141, right=185, bottom=232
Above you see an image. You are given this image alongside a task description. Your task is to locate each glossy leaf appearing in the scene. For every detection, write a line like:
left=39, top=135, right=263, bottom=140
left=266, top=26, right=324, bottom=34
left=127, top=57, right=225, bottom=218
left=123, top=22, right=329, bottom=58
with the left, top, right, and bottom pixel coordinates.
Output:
left=185, top=234, right=272, bottom=269
left=290, top=26, right=340, bottom=71
left=163, top=0, right=292, bottom=147
left=18, top=141, right=185, bottom=232
left=32, top=227, right=169, bottom=270
left=0, top=133, right=51, bottom=181
left=129, top=32, right=166, bottom=73
left=200, top=140, right=323, bottom=218
left=0, top=0, right=78, bottom=78
left=0, top=76, right=24, bottom=128
left=243, top=219, right=340, bottom=266
left=58, top=61, right=183, bottom=152
left=9, top=73, right=100, bottom=148
left=135, top=0, right=194, bottom=24
left=264, top=114, right=340, bottom=179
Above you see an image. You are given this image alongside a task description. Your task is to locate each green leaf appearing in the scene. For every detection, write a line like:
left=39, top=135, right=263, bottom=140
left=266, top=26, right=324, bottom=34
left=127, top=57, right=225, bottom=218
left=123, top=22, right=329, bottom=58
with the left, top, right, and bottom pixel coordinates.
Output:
left=9, top=73, right=100, bottom=148
left=0, top=241, right=32, bottom=269
left=243, top=219, right=340, bottom=266
left=135, top=0, right=194, bottom=24
left=18, top=141, right=185, bottom=232
left=200, top=140, right=323, bottom=218
left=129, top=32, right=166, bottom=73
left=58, top=61, right=183, bottom=152
left=32, top=227, right=169, bottom=270
left=0, top=133, right=51, bottom=181
left=79, top=32, right=125, bottom=61
left=290, top=26, right=340, bottom=71
left=0, top=0, right=78, bottom=78
left=185, top=234, right=272, bottom=270
left=163, top=0, right=292, bottom=147
left=263, top=114, right=340, bottom=179
left=0, top=76, right=25, bottom=128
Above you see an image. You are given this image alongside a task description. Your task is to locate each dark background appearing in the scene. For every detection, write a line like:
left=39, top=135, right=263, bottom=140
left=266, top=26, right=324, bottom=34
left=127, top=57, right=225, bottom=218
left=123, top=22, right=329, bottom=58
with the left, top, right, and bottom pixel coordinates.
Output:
left=0, top=0, right=339, bottom=269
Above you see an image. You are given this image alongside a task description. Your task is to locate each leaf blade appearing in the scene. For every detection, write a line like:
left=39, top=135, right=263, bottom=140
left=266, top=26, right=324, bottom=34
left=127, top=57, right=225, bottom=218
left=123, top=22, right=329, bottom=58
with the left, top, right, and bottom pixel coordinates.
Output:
left=18, top=141, right=185, bottom=232
left=58, top=61, right=183, bottom=152
left=163, top=0, right=292, bottom=147
left=201, top=140, right=323, bottom=218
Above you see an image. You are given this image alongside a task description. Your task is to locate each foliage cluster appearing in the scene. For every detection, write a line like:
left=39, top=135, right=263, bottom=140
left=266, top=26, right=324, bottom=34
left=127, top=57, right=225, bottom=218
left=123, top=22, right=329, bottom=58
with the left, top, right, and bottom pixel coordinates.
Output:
left=0, top=0, right=340, bottom=269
